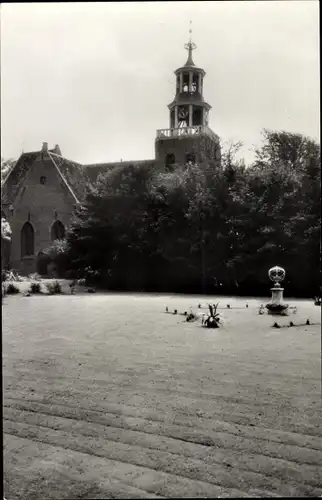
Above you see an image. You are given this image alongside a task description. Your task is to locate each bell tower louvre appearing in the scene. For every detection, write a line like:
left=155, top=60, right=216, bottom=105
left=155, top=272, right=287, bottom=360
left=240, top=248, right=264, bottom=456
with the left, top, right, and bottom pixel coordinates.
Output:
left=155, top=26, right=221, bottom=169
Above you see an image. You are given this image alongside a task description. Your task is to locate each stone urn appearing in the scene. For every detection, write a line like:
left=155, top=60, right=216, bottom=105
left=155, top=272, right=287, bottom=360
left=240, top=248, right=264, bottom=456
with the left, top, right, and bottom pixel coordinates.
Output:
left=266, top=265, right=289, bottom=315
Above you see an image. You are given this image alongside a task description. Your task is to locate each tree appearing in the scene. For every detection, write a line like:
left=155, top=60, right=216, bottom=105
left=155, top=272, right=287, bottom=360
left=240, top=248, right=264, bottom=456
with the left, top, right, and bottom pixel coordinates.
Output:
left=64, top=130, right=320, bottom=297
left=42, top=238, right=69, bottom=277
left=66, top=162, right=153, bottom=288
left=254, top=129, right=319, bottom=174
left=1, top=158, right=16, bottom=185
left=1, top=217, right=11, bottom=242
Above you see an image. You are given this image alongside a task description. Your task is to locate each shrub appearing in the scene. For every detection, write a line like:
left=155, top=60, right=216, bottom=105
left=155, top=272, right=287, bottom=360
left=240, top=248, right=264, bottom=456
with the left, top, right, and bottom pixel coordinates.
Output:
left=5, top=283, right=20, bottom=294
left=45, top=280, right=63, bottom=295
left=1, top=269, right=25, bottom=282
left=2, top=270, right=8, bottom=282
left=43, top=239, right=70, bottom=277
left=29, top=282, right=42, bottom=294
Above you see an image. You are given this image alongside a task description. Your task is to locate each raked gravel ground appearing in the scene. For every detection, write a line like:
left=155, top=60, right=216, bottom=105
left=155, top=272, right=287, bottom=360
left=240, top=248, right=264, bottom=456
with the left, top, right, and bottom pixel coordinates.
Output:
left=2, top=292, right=322, bottom=498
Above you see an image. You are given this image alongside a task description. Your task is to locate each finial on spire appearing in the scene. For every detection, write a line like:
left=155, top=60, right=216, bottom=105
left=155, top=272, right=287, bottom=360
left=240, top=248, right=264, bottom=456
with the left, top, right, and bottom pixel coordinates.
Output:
left=184, top=20, right=196, bottom=67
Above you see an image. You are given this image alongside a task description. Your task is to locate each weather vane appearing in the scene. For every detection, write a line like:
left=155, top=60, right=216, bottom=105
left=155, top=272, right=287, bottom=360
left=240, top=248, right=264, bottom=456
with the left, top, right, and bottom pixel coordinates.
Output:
left=184, top=20, right=196, bottom=52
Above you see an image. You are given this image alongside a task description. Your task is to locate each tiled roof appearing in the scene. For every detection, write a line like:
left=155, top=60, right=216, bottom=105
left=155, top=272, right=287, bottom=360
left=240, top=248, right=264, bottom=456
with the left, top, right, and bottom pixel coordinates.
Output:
left=83, top=159, right=156, bottom=184
left=48, top=153, right=88, bottom=202
left=2, top=149, right=157, bottom=204
left=2, top=152, right=38, bottom=203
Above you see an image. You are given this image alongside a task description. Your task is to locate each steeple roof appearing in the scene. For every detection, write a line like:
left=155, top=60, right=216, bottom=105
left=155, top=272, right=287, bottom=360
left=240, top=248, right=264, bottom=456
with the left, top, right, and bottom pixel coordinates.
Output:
left=184, top=40, right=196, bottom=67
left=184, top=21, right=196, bottom=67
left=174, top=23, right=205, bottom=75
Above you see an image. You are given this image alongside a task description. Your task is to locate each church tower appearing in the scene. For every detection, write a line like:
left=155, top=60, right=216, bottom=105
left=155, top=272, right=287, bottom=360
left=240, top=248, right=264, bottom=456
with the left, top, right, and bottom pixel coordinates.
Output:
left=155, top=29, right=221, bottom=169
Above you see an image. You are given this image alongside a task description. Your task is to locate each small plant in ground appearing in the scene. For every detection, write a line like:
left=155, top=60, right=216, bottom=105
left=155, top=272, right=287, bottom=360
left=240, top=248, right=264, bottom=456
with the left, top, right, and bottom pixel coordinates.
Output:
left=5, top=283, right=20, bottom=294
left=204, top=302, right=221, bottom=328
left=45, top=280, right=63, bottom=295
left=273, top=322, right=280, bottom=328
left=186, top=311, right=198, bottom=322
left=29, top=282, right=42, bottom=294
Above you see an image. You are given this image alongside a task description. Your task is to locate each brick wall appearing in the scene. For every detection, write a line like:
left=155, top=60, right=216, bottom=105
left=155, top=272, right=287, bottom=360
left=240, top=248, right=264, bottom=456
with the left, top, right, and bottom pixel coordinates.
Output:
left=155, top=133, right=221, bottom=168
left=8, top=153, right=76, bottom=275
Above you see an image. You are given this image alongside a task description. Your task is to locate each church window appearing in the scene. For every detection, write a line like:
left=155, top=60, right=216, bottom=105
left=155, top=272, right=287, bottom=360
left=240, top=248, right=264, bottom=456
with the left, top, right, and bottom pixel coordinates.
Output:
left=21, top=222, right=34, bottom=257
left=51, top=220, right=65, bottom=241
left=40, top=176, right=47, bottom=184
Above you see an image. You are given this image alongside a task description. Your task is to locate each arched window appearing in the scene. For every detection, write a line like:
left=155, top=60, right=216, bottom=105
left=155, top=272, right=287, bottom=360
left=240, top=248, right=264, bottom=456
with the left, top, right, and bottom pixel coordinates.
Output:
left=21, top=222, right=34, bottom=257
left=51, top=220, right=65, bottom=241
left=165, top=153, right=175, bottom=169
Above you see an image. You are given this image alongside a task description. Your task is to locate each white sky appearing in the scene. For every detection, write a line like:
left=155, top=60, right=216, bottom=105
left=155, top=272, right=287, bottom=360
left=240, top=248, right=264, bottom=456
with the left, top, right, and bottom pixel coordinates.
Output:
left=1, top=1, right=320, bottom=164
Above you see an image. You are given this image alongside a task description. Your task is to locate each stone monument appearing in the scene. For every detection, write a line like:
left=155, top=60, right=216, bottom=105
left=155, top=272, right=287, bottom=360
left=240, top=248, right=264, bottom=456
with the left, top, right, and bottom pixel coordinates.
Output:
left=266, top=265, right=289, bottom=315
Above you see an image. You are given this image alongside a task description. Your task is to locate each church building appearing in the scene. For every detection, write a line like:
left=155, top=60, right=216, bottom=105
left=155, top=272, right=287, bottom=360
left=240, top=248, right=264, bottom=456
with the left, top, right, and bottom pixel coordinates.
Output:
left=2, top=37, right=220, bottom=275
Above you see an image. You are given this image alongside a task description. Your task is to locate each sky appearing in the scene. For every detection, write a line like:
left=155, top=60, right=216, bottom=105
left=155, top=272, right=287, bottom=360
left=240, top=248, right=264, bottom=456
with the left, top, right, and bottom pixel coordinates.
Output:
left=1, top=1, right=320, bottom=165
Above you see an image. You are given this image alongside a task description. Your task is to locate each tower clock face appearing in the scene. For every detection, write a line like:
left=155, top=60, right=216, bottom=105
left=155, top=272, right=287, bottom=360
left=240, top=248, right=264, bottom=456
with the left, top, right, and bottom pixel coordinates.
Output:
left=178, top=107, right=188, bottom=119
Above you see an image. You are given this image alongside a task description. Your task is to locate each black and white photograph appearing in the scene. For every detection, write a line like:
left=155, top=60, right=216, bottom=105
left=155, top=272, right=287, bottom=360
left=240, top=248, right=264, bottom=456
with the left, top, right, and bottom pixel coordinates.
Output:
left=1, top=1, right=321, bottom=498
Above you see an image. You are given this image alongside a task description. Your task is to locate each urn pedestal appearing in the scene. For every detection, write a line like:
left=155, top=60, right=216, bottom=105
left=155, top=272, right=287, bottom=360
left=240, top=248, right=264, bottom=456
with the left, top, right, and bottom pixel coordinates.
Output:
left=266, top=266, right=289, bottom=315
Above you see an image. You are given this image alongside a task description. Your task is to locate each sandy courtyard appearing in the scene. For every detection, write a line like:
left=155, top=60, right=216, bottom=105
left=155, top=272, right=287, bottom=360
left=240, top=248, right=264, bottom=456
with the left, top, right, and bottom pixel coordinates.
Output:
left=2, top=293, right=322, bottom=498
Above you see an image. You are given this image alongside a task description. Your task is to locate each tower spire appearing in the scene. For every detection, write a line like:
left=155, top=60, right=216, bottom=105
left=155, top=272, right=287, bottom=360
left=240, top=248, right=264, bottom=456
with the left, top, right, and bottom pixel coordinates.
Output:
left=184, top=20, right=196, bottom=67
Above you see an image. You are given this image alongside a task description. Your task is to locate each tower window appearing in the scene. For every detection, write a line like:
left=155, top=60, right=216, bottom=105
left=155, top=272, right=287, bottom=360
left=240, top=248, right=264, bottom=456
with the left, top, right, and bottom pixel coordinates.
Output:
left=51, top=220, right=65, bottom=241
left=186, top=153, right=196, bottom=165
left=165, top=153, right=176, bottom=169
left=193, top=106, right=203, bottom=126
left=182, top=73, right=189, bottom=93
left=191, top=73, right=198, bottom=93
left=21, top=222, right=34, bottom=257
left=170, top=109, right=175, bottom=128
left=178, top=105, right=189, bottom=128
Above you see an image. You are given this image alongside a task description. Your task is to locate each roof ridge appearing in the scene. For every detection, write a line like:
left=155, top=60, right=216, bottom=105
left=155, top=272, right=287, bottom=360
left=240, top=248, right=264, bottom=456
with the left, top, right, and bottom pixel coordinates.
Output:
left=48, top=151, right=84, bottom=167
left=48, top=152, right=79, bottom=203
